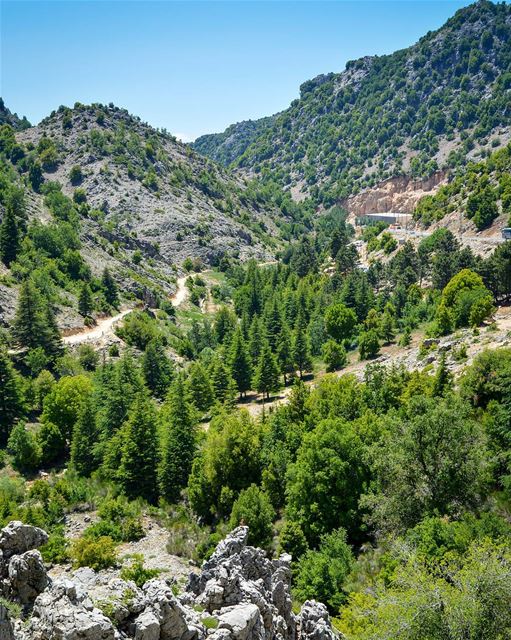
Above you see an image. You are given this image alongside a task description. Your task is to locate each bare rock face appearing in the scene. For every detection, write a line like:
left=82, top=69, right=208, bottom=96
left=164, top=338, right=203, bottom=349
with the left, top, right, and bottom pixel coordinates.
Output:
left=25, top=580, right=116, bottom=640
left=8, top=549, right=48, bottom=604
left=0, top=521, right=48, bottom=559
left=298, top=601, right=338, bottom=640
left=185, top=526, right=295, bottom=640
left=0, top=521, right=338, bottom=640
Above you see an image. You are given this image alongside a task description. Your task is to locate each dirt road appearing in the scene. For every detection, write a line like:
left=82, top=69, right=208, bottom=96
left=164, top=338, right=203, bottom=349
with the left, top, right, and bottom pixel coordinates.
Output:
left=62, top=308, right=133, bottom=345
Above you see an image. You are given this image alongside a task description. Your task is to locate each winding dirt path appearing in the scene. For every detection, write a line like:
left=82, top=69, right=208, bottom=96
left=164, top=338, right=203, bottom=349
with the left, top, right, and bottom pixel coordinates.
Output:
left=171, top=275, right=189, bottom=307
left=62, top=308, right=133, bottom=345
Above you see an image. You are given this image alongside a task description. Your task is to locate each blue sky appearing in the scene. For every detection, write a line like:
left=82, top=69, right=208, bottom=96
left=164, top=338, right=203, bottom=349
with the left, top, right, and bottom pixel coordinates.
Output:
left=2, top=0, right=471, bottom=141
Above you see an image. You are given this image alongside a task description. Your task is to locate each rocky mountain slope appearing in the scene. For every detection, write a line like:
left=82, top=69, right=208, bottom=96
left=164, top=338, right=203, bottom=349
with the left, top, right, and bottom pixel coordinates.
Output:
left=193, top=0, right=511, bottom=206
left=0, top=99, right=31, bottom=131
left=16, top=103, right=286, bottom=268
left=0, top=101, right=308, bottom=330
left=0, top=521, right=336, bottom=640
left=192, top=116, right=276, bottom=167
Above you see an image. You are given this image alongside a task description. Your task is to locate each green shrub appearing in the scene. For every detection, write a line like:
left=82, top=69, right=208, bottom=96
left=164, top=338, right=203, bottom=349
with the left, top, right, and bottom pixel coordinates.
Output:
left=70, top=535, right=117, bottom=570
left=120, top=554, right=160, bottom=587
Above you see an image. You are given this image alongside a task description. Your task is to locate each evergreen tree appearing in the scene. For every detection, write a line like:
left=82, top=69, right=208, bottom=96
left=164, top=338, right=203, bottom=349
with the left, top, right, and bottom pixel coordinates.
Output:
left=187, top=361, right=214, bottom=413
left=42, top=301, right=63, bottom=360
left=71, top=395, right=99, bottom=476
left=119, top=391, right=159, bottom=503
left=210, top=355, right=237, bottom=405
left=248, top=315, right=264, bottom=367
left=214, top=306, right=237, bottom=344
left=99, top=351, right=143, bottom=435
left=101, top=268, right=119, bottom=308
left=293, top=325, right=312, bottom=379
left=277, top=323, right=294, bottom=385
left=0, top=207, right=19, bottom=267
left=229, top=328, right=252, bottom=398
left=380, top=309, right=396, bottom=344
left=11, top=280, right=48, bottom=350
left=159, top=375, right=197, bottom=503
left=432, top=354, right=453, bottom=398
left=253, top=341, right=281, bottom=400
left=0, top=348, right=25, bottom=446
left=265, top=299, right=283, bottom=351
left=142, top=338, right=174, bottom=399
left=78, top=283, right=94, bottom=318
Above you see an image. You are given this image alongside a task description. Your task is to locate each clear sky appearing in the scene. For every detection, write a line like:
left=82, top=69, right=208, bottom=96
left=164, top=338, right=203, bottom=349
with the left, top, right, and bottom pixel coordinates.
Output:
left=1, top=0, right=472, bottom=141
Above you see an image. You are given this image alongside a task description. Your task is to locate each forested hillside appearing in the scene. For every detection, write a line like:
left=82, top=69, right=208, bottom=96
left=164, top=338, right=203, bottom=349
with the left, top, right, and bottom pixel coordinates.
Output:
left=414, top=139, right=511, bottom=229
left=194, top=1, right=511, bottom=207
left=2, top=1, right=511, bottom=638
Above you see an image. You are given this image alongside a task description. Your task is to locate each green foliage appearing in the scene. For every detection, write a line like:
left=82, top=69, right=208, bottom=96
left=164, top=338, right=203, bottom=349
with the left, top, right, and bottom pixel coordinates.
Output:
left=120, top=554, right=160, bottom=587
left=294, top=528, right=353, bottom=613
left=7, top=422, right=40, bottom=473
left=159, top=375, right=197, bottom=503
left=188, top=410, right=262, bottom=519
left=337, top=541, right=511, bottom=640
left=323, top=340, right=347, bottom=372
left=116, top=311, right=160, bottom=350
left=70, top=535, right=117, bottom=570
left=278, top=520, right=308, bottom=560
left=142, top=338, right=173, bottom=399
left=71, top=395, right=99, bottom=476
left=363, top=395, right=490, bottom=533
left=324, top=304, right=357, bottom=343
left=253, top=341, right=281, bottom=399
left=119, top=391, right=159, bottom=503
left=286, top=418, right=368, bottom=546
left=358, top=330, right=380, bottom=360
left=101, top=268, right=119, bottom=308
left=0, top=348, right=25, bottom=446
left=229, top=484, right=275, bottom=548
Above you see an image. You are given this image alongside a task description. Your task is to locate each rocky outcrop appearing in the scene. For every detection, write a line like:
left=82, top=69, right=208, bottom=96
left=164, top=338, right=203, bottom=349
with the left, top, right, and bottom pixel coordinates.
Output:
left=341, top=170, right=448, bottom=219
left=0, top=521, right=338, bottom=640
left=0, top=521, right=48, bottom=559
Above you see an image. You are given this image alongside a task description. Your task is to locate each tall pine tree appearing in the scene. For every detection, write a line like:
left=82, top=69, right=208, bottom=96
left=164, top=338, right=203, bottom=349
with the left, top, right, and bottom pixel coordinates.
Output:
left=0, top=347, right=25, bottom=446
left=101, top=268, right=119, bottom=308
left=292, top=325, right=312, bottom=379
left=143, top=338, right=174, bottom=399
left=159, top=375, right=197, bottom=503
left=71, top=395, right=99, bottom=476
left=229, top=328, right=252, bottom=398
left=78, top=283, right=94, bottom=318
left=277, top=323, right=294, bottom=385
left=0, top=207, right=19, bottom=267
left=12, top=280, right=48, bottom=350
left=187, top=361, right=214, bottom=413
left=119, top=391, right=159, bottom=503
left=253, top=341, right=281, bottom=401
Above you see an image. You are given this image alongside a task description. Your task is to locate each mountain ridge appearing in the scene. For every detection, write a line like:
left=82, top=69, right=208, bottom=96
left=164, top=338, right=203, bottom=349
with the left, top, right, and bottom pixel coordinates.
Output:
left=192, top=0, right=511, bottom=207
